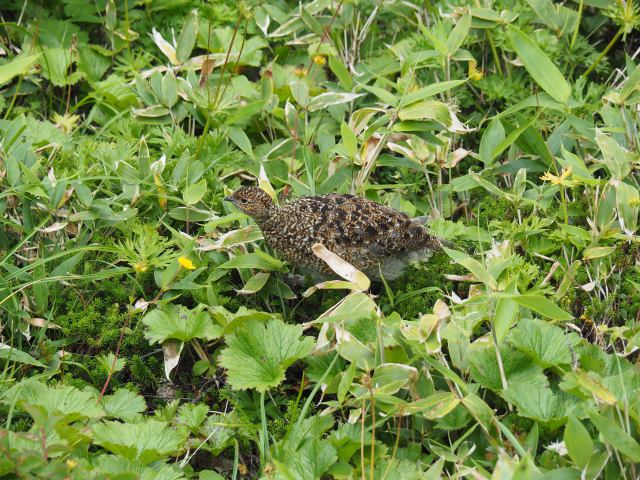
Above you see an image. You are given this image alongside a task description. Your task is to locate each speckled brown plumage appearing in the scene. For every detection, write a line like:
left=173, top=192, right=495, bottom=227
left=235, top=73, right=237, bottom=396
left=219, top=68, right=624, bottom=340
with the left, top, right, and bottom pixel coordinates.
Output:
left=225, top=186, right=443, bottom=279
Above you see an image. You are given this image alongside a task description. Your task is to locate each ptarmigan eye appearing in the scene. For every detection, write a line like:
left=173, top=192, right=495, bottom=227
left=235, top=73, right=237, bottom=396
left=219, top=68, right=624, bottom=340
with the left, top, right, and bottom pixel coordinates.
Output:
left=241, top=198, right=248, bottom=203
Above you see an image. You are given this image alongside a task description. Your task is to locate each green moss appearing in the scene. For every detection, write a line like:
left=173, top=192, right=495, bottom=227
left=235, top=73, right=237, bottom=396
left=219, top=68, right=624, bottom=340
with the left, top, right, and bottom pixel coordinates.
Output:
left=383, top=252, right=466, bottom=320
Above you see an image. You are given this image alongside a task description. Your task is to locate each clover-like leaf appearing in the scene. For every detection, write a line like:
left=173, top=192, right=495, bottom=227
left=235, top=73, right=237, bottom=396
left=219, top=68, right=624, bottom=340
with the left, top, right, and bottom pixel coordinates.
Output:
left=218, top=318, right=314, bottom=392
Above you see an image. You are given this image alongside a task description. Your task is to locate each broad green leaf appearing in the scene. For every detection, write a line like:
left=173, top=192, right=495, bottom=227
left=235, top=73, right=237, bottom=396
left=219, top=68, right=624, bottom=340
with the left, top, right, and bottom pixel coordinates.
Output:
left=0, top=53, right=42, bottom=86
left=228, top=126, right=254, bottom=158
left=582, top=246, right=615, bottom=260
left=468, top=345, right=546, bottom=392
left=588, top=410, right=640, bottom=462
left=595, top=130, right=631, bottom=180
left=508, top=318, right=572, bottom=367
left=308, top=92, right=364, bottom=111
left=328, top=55, right=352, bottom=90
left=0, top=344, right=46, bottom=368
left=290, top=80, right=309, bottom=107
left=217, top=318, right=314, bottom=391
left=479, top=118, right=505, bottom=165
left=615, top=181, right=639, bottom=235
left=101, top=389, right=146, bottom=421
left=400, top=80, right=466, bottom=107
left=508, top=25, right=571, bottom=104
left=9, top=381, right=104, bottom=420
left=461, top=394, right=496, bottom=434
left=218, top=251, right=285, bottom=271
left=564, top=416, right=594, bottom=468
left=360, top=84, right=399, bottom=106
left=493, top=280, right=519, bottom=342
left=398, top=99, right=451, bottom=124
left=490, top=116, right=536, bottom=162
left=505, top=294, right=573, bottom=321
left=341, top=121, right=357, bottom=158
left=176, top=10, right=198, bottom=63
left=502, top=382, right=575, bottom=424
left=406, top=392, right=460, bottom=419
left=235, top=272, right=270, bottom=295
left=443, top=247, right=497, bottom=289
left=560, top=369, right=616, bottom=405
left=338, top=362, right=356, bottom=404
left=371, top=363, right=417, bottom=395
left=446, top=12, right=471, bottom=55
left=142, top=304, right=222, bottom=344
left=621, top=63, right=640, bottom=101
left=182, top=179, right=207, bottom=205
left=93, top=419, right=184, bottom=465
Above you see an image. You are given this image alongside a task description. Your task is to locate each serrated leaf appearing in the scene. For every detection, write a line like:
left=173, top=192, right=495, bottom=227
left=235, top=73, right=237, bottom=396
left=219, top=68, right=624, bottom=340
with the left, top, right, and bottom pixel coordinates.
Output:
left=101, top=389, right=146, bottom=421
left=508, top=318, right=572, bottom=367
left=9, top=381, right=104, bottom=420
left=218, top=318, right=314, bottom=391
left=93, top=419, right=184, bottom=464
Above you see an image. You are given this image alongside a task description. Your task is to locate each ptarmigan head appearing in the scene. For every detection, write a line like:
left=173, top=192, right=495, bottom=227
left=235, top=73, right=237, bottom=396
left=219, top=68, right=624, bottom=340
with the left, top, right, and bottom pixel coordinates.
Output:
left=224, top=186, right=275, bottom=221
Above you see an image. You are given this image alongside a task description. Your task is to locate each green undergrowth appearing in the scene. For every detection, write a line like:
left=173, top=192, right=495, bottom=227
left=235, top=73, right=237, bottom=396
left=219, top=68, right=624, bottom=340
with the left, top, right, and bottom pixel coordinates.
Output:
left=2, top=0, right=640, bottom=478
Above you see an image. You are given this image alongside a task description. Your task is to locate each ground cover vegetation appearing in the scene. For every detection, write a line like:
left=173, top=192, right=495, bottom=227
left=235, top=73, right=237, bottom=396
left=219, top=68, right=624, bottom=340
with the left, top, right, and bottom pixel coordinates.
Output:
left=1, top=0, right=640, bottom=478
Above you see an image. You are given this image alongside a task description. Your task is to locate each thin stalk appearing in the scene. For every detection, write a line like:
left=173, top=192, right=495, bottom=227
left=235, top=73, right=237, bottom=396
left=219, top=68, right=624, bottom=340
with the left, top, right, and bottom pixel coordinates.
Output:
left=570, top=0, right=584, bottom=50
left=260, top=390, right=269, bottom=465
left=369, top=394, right=376, bottom=480
left=360, top=398, right=366, bottom=480
left=582, top=26, right=624, bottom=79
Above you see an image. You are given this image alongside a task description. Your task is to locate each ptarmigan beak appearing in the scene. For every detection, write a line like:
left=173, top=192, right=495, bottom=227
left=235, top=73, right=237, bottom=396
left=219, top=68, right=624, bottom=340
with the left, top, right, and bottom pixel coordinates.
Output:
left=223, top=195, right=235, bottom=205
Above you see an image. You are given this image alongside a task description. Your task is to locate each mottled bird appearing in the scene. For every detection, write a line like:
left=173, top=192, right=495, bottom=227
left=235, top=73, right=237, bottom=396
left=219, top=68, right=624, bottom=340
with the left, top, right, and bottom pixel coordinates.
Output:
left=224, top=186, right=443, bottom=280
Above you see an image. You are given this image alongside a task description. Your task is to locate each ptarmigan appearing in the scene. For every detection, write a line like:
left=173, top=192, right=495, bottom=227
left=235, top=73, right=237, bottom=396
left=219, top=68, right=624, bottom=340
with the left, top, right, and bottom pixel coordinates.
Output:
left=224, top=186, right=443, bottom=279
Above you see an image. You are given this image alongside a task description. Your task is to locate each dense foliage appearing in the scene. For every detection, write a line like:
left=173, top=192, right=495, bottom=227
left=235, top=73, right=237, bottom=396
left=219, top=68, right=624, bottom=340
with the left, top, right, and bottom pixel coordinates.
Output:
left=1, top=0, right=640, bottom=478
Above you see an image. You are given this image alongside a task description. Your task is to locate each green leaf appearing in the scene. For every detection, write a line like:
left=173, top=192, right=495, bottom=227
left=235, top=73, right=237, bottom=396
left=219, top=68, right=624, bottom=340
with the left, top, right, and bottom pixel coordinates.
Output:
left=360, top=84, right=399, bottom=106
left=0, top=344, right=46, bottom=368
left=218, top=251, right=285, bottom=271
left=443, top=247, right=497, bottom=289
left=182, top=179, right=207, bottom=205
left=217, top=318, right=314, bottom=391
left=308, top=92, right=364, bottom=111
left=504, top=294, right=573, bottom=321
left=0, top=53, right=42, bottom=86
left=564, top=416, right=593, bottom=468
left=176, top=10, right=198, bottom=63
left=490, top=116, right=536, bottom=162
left=479, top=118, right=505, bottom=165
left=400, top=79, right=466, bottom=106
left=493, top=280, right=519, bottom=342
left=469, top=345, right=546, bottom=392
left=328, top=56, right=353, bottom=90
left=371, top=363, right=417, bottom=395
left=507, top=25, right=571, bottom=104
left=142, top=304, right=222, bottom=344
left=405, top=392, right=460, bottom=419
left=588, top=410, right=640, bottom=462
left=508, top=318, right=572, bottom=367
left=93, top=419, right=184, bottom=465
left=341, top=121, right=357, bottom=158
left=228, top=126, right=254, bottom=158
left=236, top=272, right=270, bottom=294
left=397, top=99, right=451, bottom=124
left=101, top=389, right=146, bottom=421
left=502, top=382, right=575, bottom=424
left=9, top=381, right=104, bottom=420
left=446, top=12, right=471, bottom=55
left=595, top=130, right=632, bottom=180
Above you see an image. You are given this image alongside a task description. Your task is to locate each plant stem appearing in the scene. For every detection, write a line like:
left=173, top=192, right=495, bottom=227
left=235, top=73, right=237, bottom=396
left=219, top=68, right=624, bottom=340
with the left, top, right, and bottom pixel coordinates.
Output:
left=260, top=390, right=269, bottom=465
left=570, top=0, right=584, bottom=51
left=582, top=26, right=623, bottom=79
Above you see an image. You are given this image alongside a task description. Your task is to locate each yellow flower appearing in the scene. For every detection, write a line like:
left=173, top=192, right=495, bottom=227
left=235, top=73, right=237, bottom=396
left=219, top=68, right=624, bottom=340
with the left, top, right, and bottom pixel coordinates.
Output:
left=468, top=61, right=483, bottom=81
left=540, top=167, right=575, bottom=186
left=66, top=459, right=77, bottom=469
left=293, top=66, right=306, bottom=77
left=312, top=55, right=326, bottom=65
left=178, top=256, right=196, bottom=270
left=133, top=262, right=148, bottom=273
